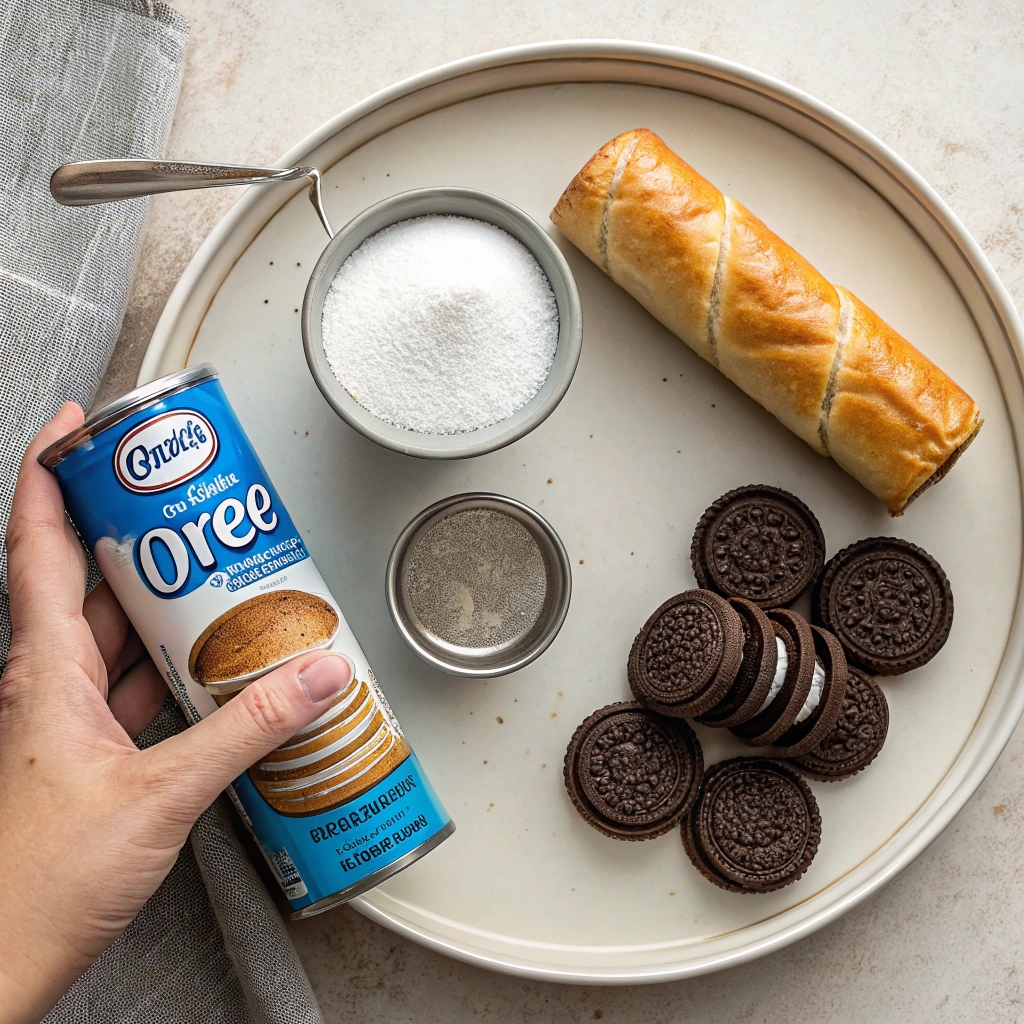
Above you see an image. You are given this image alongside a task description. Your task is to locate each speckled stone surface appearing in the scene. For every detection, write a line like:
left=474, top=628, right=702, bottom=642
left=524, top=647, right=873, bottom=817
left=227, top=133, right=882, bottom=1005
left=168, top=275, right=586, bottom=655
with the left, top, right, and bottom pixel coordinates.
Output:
left=105, top=2, right=1024, bottom=1019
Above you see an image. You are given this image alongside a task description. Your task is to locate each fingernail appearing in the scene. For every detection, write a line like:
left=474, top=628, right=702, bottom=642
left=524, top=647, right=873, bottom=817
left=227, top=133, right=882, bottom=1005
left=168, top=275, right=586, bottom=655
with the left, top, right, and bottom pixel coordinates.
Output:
left=298, top=654, right=353, bottom=704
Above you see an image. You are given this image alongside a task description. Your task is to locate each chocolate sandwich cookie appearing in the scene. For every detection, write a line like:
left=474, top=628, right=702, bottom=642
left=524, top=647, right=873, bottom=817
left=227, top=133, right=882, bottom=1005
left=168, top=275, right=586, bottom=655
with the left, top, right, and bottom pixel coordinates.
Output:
left=682, top=757, right=821, bottom=893
left=628, top=590, right=744, bottom=718
left=812, top=536, right=953, bottom=675
left=696, top=598, right=778, bottom=728
left=771, top=625, right=848, bottom=757
left=730, top=609, right=814, bottom=747
left=564, top=702, right=703, bottom=841
left=789, top=667, right=889, bottom=781
left=691, top=485, right=825, bottom=608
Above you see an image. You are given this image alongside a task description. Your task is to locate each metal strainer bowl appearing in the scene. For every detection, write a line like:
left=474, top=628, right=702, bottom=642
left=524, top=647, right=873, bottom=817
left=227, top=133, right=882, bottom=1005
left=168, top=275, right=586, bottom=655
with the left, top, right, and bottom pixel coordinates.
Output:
left=386, top=493, right=572, bottom=677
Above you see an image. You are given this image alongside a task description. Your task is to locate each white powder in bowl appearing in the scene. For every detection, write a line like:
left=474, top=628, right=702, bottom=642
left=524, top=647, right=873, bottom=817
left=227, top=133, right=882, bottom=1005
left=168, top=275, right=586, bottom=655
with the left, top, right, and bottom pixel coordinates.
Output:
left=320, top=215, right=559, bottom=435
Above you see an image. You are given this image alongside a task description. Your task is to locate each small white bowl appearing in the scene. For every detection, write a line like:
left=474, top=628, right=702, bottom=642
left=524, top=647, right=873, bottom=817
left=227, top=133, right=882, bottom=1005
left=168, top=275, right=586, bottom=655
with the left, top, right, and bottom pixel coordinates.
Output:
left=301, top=187, right=582, bottom=459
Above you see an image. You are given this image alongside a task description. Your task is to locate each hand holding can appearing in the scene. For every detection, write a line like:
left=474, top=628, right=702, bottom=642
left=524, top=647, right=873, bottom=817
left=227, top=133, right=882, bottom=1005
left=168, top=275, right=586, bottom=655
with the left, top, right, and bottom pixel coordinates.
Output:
left=0, top=403, right=357, bottom=1023
left=37, top=368, right=454, bottom=917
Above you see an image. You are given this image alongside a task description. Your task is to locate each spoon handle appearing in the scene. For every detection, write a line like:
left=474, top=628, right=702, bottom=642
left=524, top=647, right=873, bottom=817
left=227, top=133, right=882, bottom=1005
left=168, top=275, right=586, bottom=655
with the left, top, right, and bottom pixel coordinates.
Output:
left=50, top=160, right=334, bottom=237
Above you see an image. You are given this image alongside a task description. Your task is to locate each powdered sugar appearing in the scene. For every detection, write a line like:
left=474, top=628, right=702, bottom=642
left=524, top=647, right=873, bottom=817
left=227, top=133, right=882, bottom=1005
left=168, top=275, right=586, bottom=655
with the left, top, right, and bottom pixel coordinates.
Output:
left=321, top=215, right=559, bottom=435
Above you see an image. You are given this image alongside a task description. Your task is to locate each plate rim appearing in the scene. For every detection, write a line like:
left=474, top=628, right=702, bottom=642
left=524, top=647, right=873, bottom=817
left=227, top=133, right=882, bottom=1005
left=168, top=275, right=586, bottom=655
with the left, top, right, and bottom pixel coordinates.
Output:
left=140, top=40, right=1024, bottom=984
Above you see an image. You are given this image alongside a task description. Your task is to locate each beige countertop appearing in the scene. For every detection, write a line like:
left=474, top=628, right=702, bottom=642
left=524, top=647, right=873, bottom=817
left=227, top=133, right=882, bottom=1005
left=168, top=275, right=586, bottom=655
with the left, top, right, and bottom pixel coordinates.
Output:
left=105, top=2, right=1024, bottom=1020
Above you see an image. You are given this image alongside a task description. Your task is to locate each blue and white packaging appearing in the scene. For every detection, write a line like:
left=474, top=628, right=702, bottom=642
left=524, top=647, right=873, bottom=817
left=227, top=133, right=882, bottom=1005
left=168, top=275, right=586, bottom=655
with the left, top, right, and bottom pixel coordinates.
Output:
left=40, top=365, right=453, bottom=916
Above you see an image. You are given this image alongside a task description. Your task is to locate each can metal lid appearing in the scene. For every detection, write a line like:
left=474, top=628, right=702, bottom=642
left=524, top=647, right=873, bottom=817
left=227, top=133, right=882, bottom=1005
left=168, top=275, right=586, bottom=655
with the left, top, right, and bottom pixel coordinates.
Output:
left=38, top=364, right=219, bottom=468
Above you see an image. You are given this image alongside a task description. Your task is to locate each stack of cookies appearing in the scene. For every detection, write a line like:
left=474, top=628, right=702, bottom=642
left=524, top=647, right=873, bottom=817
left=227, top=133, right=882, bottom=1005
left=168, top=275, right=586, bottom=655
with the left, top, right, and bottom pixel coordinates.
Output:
left=249, top=671, right=412, bottom=816
left=565, top=484, right=954, bottom=895
left=213, top=661, right=412, bottom=816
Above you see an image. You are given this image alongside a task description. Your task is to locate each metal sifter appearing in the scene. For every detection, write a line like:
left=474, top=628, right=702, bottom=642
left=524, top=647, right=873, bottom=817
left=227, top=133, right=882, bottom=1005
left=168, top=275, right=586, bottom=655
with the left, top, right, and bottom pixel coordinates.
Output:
left=385, top=493, right=572, bottom=677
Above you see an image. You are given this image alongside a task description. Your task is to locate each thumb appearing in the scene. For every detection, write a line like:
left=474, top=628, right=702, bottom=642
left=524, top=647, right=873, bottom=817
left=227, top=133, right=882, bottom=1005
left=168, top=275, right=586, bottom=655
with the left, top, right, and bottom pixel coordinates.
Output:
left=140, top=651, right=353, bottom=819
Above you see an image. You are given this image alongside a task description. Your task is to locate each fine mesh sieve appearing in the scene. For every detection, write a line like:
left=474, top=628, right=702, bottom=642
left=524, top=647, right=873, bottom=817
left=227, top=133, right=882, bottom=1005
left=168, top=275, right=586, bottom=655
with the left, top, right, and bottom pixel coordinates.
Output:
left=386, top=493, right=571, bottom=677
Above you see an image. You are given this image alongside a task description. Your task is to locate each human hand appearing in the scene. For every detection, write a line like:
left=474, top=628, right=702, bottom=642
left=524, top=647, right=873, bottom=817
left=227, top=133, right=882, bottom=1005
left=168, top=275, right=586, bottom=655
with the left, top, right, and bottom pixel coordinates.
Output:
left=0, top=403, right=354, bottom=1024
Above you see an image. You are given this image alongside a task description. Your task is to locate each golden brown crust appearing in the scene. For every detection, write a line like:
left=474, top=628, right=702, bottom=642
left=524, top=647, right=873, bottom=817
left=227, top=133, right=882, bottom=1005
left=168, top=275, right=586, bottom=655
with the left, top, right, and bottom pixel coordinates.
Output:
left=552, top=128, right=725, bottom=363
left=715, top=198, right=839, bottom=455
left=826, top=288, right=981, bottom=513
left=551, top=129, right=981, bottom=512
left=550, top=131, right=632, bottom=270
left=902, top=419, right=982, bottom=511
left=605, top=130, right=725, bottom=362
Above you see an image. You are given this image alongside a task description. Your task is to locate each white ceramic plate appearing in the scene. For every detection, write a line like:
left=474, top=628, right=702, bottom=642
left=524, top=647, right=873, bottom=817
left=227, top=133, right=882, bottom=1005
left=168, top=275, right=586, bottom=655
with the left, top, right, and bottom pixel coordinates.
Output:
left=141, top=42, right=1024, bottom=983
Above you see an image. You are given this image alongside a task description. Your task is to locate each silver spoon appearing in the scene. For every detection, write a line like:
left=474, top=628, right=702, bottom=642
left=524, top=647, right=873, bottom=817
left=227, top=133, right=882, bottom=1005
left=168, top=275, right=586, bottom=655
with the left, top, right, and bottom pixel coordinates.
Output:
left=49, top=159, right=334, bottom=238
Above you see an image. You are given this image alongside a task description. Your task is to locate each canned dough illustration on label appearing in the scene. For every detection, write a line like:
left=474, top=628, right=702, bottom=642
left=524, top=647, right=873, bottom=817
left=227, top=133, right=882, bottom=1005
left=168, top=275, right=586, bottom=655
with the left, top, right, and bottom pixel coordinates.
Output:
left=189, top=590, right=340, bottom=686
left=40, top=365, right=454, bottom=917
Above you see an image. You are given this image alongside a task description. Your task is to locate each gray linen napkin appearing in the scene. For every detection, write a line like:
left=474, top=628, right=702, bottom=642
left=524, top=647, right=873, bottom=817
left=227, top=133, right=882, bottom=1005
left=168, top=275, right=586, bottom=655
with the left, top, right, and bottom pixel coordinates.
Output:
left=1, top=3, right=323, bottom=1021
left=47, top=696, right=325, bottom=1024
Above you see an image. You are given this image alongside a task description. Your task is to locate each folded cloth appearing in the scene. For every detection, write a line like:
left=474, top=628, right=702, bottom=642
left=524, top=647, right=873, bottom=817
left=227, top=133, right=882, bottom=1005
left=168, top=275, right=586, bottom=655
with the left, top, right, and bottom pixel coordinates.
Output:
left=0, top=3, right=324, bottom=1020
left=0, top=0, right=191, bottom=662
left=47, top=698, right=325, bottom=1024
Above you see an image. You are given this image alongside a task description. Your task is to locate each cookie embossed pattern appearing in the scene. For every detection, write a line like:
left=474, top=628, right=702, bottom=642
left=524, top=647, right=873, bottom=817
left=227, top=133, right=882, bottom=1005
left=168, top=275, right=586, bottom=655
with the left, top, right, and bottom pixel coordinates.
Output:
left=564, top=702, right=703, bottom=841
left=812, top=537, right=954, bottom=675
left=39, top=364, right=454, bottom=917
left=682, top=758, right=822, bottom=894
left=691, top=485, right=826, bottom=608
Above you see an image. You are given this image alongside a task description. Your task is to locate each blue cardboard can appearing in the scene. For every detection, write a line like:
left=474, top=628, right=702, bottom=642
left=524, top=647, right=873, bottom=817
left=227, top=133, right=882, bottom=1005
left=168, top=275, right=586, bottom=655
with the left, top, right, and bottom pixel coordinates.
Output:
left=40, top=364, right=454, bottom=917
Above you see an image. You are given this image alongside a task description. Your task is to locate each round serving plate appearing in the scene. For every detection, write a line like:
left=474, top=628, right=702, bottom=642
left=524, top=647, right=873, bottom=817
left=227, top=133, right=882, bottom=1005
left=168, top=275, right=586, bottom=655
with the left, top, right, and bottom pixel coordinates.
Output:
left=141, top=42, right=1024, bottom=983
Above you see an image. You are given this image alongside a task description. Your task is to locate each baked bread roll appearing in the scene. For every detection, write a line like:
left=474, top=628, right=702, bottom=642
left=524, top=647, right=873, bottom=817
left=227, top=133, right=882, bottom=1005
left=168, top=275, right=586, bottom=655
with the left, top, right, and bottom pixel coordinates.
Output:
left=551, top=128, right=981, bottom=514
